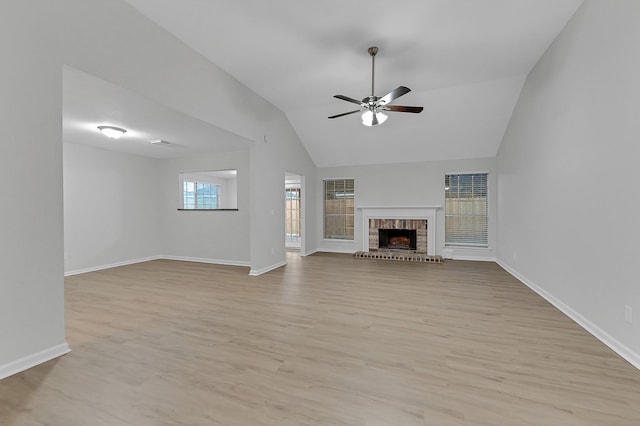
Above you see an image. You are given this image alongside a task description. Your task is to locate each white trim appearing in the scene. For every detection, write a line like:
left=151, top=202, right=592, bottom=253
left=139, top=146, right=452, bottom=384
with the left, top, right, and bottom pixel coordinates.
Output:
left=443, top=247, right=495, bottom=262
left=249, top=260, right=287, bottom=276
left=161, top=255, right=250, bottom=268
left=357, top=205, right=442, bottom=210
left=65, top=255, right=250, bottom=276
left=301, top=248, right=319, bottom=256
left=0, top=343, right=71, bottom=380
left=318, top=238, right=356, bottom=254
left=444, top=170, right=491, bottom=175
left=64, top=256, right=161, bottom=276
left=317, top=247, right=356, bottom=254
left=451, top=254, right=496, bottom=262
left=322, top=176, right=355, bottom=182
left=497, top=259, right=640, bottom=371
left=357, top=206, right=441, bottom=255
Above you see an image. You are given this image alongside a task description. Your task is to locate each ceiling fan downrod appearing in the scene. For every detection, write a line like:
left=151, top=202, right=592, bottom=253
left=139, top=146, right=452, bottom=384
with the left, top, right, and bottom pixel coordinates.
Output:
left=368, top=46, right=378, bottom=99
left=327, top=45, right=423, bottom=125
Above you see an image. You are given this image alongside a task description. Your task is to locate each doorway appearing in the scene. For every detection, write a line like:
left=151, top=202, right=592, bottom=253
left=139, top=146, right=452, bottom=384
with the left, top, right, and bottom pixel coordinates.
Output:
left=285, top=173, right=302, bottom=250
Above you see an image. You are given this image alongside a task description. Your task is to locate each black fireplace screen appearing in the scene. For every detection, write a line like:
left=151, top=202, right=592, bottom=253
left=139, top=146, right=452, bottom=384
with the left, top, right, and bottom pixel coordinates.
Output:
left=378, top=229, right=417, bottom=250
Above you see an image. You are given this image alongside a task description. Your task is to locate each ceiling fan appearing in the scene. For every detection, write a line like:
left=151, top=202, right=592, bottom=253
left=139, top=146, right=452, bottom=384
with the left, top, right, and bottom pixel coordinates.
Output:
left=328, top=46, right=423, bottom=126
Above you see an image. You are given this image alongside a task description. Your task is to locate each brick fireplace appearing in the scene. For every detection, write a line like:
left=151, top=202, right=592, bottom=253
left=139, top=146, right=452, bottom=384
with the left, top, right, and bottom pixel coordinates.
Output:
left=369, top=219, right=427, bottom=252
left=358, top=206, right=440, bottom=256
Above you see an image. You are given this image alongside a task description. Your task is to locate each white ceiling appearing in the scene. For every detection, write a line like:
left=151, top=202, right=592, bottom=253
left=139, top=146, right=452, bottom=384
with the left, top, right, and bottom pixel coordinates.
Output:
left=66, top=0, right=583, bottom=167
left=63, top=67, right=251, bottom=159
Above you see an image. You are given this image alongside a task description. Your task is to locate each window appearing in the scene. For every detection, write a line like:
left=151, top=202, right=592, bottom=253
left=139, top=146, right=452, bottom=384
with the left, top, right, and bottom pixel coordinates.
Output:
left=178, top=169, right=238, bottom=210
left=183, top=181, right=219, bottom=209
left=324, top=179, right=354, bottom=240
left=285, top=187, right=301, bottom=242
left=445, top=173, right=488, bottom=247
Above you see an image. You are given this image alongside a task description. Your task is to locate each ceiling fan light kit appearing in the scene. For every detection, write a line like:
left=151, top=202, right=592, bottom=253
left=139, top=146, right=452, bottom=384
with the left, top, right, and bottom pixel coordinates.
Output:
left=362, top=110, right=387, bottom=126
left=329, top=46, right=423, bottom=126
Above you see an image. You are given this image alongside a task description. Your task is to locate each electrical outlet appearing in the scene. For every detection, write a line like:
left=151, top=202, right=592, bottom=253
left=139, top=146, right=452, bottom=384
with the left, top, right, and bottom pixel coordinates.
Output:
left=270, top=247, right=275, bottom=255
left=625, top=305, right=633, bottom=324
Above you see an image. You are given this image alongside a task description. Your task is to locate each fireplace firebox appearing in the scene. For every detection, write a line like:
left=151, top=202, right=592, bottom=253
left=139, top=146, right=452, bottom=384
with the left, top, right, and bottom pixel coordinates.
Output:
left=378, top=229, right=417, bottom=251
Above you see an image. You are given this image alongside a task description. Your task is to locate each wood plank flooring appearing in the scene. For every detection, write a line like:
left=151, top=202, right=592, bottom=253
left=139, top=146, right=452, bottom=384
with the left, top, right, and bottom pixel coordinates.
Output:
left=1, top=252, right=640, bottom=425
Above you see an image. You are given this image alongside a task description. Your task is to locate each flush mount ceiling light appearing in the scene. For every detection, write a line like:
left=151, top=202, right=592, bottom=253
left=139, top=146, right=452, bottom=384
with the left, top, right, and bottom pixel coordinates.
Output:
left=97, top=125, right=127, bottom=139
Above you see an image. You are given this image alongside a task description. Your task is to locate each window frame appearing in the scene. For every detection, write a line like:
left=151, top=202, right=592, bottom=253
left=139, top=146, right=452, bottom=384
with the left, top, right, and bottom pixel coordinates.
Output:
left=323, top=178, right=355, bottom=241
left=182, top=180, right=220, bottom=210
left=444, top=172, right=489, bottom=248
left=285, top=186, right=301, bottom=242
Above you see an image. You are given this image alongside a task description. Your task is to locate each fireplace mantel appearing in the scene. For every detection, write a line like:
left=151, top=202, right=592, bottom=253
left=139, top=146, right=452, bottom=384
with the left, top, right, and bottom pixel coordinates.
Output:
left=357, top=206, right=441, bottom=255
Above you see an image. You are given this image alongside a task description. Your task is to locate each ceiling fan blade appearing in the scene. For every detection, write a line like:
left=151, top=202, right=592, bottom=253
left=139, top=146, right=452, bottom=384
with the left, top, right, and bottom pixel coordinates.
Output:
left=334, top=95, right=365, bottom=106
left=328, top=110, right=361, bottom=119
left=382, top=105, right=424, bottom=113
left=378, top=86, right=411, bottom=105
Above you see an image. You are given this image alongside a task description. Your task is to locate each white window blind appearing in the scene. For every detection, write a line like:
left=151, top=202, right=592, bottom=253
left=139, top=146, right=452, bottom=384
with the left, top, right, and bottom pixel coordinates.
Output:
left=323, top=179, right=354, bottom=240
left=445, top=173, right=488, bottom=247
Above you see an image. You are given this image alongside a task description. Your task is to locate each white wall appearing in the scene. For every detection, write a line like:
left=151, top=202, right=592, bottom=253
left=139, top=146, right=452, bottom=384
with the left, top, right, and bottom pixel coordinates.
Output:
left=223, top=175, right=237, bottom=210
left=1, top=0, right=317, bottom=378
left=0, top=1, right=69, bottom=378
left=179, top=172, right=237, bottom=209
left=56, top=0, right=317, bottom=276
left=317, top=157, right=497, bottom=260
left=248, top=127, right=317, bottom=274
left=161, top=151, right=251, bottom=266
left=496, top=0, right=640, bottom=367
left=63, top=143, right=162, bottom=274
left=64, top=145, right=251, bottom=271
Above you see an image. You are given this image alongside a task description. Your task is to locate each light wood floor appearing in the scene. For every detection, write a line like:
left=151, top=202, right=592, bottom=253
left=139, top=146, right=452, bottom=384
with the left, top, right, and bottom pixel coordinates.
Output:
left=1, top=252, right=640, bottom=425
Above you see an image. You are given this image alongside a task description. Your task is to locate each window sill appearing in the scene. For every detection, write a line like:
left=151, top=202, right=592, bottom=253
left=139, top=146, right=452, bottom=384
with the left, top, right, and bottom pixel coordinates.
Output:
left=177, top=209, right=239, bottom=211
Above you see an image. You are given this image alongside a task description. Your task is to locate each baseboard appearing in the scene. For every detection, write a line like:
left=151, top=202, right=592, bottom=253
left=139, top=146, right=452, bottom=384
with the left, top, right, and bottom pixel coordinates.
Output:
left=161, top=255, right=250, bottom=268
left=65, top=255, right=250, bottom=276
left=0, top=343, right=71, bottom=380
left=451, top=254, right=496, bottom=262
left=497, top=259, right=640, bottom=371
left=249, top=260, right=287, bottom=276
left=301, top=248, right=319, bottom=257
left=443, top=247, right=495, bottom=262
left=65, top=256, right=161, bottom=276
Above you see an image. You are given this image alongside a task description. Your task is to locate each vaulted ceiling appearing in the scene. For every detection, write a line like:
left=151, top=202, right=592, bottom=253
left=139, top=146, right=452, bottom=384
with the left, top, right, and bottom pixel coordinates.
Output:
left=65, top=0, right=583, bottom=167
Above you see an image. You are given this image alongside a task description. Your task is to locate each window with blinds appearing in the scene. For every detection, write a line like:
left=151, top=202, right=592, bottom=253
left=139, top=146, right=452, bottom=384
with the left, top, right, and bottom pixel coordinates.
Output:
left=445, top=173, right=488, bottom=247
left=323, top=179, right=355, bottom=240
